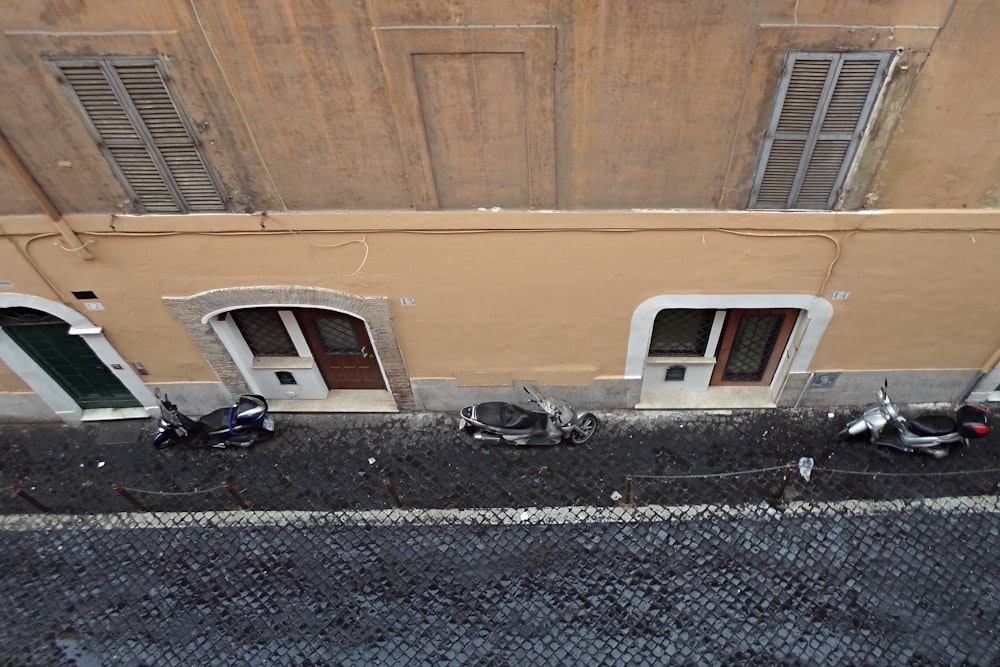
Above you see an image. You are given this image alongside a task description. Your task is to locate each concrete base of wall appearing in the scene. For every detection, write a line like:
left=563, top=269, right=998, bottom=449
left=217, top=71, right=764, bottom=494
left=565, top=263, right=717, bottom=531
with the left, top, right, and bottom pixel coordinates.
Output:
left=411, top=377, right=641, bottom=412
left=778, top=369, right=982, bottom=407
left=0, top=392, right=65, bottom=423
left=1, top=370, right=988, bottom=422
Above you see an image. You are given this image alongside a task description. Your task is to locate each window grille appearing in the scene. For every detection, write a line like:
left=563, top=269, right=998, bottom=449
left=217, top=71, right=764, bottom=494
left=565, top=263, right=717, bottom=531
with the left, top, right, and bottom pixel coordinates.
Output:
left=649, top=309, right=715, bottom=357
left=231, top=309, right=297, bottom=357
left=749, top=51, right=893, bottom=210
left=0, top=308, right=64, bottom=326
left=51, top=57, right=226, bottom=214
left=311, top=317, right=362, bottom=355
left=721, top=314, right=785, bottom=382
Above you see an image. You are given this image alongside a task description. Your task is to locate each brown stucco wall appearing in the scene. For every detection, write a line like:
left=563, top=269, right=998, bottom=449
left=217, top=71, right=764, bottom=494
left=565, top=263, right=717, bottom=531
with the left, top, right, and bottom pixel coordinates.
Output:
left=2, top=1, right=999, bottom=415
left=2, top=209, right=998, bottom=396
left=2, top=1, right=995, bottom=213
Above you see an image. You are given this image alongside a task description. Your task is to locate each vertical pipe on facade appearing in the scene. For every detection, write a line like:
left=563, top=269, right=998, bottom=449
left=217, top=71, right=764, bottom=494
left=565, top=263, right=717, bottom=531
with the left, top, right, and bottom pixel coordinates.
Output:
left=0, top=129, right=93, bottom=261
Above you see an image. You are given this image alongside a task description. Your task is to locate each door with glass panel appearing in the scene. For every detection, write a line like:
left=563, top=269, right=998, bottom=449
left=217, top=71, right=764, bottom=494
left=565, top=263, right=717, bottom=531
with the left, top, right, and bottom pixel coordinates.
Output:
left=296, top=310, right=385, bottom=390
left=710, top=309, right=798, bottom=386
left=230, top=307, right=385, bottom=391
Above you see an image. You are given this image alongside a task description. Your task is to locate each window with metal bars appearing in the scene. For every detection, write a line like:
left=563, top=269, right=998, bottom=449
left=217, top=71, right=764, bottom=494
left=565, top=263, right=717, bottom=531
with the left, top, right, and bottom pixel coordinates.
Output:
left=230, top=309, right=298, bottom=357
left=648, top=309, right=716, bottom=357
left=50, top=57, right=226, bottom=214
left=749, top=51, right=893, bottom=210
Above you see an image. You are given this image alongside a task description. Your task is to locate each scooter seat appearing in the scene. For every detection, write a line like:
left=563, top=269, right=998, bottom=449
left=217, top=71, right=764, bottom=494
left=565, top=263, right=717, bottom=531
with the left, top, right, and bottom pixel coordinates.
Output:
left=908, top=415, right=956, bottom=437
left=200, top=406, right=233, bottom=432
left=476, top=402, right=547, bottom=430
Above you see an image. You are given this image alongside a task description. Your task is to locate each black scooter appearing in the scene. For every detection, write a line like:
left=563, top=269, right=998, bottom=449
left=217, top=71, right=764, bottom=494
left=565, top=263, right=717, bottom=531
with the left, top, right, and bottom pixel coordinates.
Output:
left=153, top=389, right=276, bottom=449
left=459, top=386, right=600, bottom=446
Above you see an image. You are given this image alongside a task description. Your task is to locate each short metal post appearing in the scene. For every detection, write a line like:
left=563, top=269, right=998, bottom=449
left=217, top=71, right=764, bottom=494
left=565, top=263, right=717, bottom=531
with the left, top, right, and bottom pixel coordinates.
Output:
left=115, top=486, right=147, bottom=512
left=383, top=478, right=402, bottom=508
left=771, top=465, right=796, bottom=506
left=13, top=487, right=51, bottom=513
left=625, top=475, right=633, bottom=506
left=225, top=483, right=251, bottom=509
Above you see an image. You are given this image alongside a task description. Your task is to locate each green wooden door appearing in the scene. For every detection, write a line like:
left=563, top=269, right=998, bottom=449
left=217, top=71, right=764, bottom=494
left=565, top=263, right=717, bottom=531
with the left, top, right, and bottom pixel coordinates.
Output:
left=1, top=308, right=140, bottom=409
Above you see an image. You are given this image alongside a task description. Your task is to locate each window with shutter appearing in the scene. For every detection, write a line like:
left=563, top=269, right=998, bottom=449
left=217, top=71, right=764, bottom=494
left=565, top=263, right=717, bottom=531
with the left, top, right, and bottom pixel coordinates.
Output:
left=51, top=58, right=225, bottom=214
left=749, top=51, right=893, bottom=210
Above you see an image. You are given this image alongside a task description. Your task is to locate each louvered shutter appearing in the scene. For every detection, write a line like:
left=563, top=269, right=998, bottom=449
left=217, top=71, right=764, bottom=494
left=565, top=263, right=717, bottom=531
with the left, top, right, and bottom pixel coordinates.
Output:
left=749, top=52, right=892, bottom=210
left=54, top=59, right=225, bottom=213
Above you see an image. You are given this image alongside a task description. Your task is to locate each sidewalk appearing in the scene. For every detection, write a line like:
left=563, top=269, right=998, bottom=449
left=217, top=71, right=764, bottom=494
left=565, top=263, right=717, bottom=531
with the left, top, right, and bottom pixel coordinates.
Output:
left=3, top=404, right=999, bottom=515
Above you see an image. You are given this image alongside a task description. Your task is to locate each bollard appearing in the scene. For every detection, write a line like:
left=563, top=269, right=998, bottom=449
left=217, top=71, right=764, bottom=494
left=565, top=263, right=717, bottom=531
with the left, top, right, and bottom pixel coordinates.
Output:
left=382, top=478, right=402, bottom=508
left=225, top=483, right=251, bottom=509
left=770, top=465, right=797, bottom=506
left=625, top=475, right=633, bottom=506
left=115, top=486, right=147, bottom=512
left=13, top=487, right=52, bottom=513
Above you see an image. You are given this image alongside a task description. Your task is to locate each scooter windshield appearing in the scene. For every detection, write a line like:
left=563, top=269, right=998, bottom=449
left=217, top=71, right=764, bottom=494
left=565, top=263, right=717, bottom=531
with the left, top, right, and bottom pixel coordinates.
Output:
left=546, top=397, right=576, bottom=425
left=159, top=403, right=184, bottom=427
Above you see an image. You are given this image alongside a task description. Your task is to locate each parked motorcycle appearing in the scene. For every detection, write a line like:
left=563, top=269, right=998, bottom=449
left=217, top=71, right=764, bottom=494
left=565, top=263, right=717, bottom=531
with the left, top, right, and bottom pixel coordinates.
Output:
left=153, top=389, right=276, bottom=449
left=835, top=381, right=990, bottom=457
left=459, top=386, right=600, bottom=446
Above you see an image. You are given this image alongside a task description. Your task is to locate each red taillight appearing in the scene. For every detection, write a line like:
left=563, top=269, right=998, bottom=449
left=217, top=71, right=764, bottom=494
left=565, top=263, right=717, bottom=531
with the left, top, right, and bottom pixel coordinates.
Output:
left=972, top=423, right=991, bottom=435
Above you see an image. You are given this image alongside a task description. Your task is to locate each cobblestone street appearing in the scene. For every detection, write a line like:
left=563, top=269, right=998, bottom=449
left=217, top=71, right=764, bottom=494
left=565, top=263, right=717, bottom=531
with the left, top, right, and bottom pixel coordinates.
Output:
left=2, top=407, right=999, bottom=664
left=2, top=499, right=999, bottom=665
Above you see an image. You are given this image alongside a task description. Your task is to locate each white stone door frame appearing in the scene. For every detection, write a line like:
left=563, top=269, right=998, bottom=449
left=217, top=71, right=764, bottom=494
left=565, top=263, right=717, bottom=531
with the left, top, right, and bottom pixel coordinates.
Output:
left=968, top=364, right=1000, bottom=402
left=0, top=294, right=158, bottom=423
left=626, top=294, right=833, bottom=405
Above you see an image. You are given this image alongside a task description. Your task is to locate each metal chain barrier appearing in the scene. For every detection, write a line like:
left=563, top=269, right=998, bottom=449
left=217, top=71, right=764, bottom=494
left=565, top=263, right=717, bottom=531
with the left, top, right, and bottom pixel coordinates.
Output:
left=3, top=406, right=1000, bottom=664
left=3, top=463, right=999, bottom=664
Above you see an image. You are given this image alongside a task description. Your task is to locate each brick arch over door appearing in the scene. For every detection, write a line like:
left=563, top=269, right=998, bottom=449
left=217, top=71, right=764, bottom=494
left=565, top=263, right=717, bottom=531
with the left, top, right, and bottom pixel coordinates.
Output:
left=163, top=286, right=415, bottom=410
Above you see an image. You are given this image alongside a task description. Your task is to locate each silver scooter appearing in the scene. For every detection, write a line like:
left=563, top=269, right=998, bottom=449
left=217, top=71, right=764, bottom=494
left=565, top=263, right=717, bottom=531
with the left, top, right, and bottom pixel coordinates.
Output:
left=835, top=381, right=990, bottom=457
left=459, top=386, right=600, bottom=446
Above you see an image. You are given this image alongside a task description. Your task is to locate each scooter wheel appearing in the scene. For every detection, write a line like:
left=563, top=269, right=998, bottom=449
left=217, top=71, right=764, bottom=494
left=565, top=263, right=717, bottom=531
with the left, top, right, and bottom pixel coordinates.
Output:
left=570, top=415, right=600, bottom=445
left=254, top=428, right=276, bottom=443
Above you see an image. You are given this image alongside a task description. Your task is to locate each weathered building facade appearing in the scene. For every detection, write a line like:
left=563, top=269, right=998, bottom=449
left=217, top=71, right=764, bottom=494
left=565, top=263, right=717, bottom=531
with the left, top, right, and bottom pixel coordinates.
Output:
left=1, top=0, right=999, bottom=422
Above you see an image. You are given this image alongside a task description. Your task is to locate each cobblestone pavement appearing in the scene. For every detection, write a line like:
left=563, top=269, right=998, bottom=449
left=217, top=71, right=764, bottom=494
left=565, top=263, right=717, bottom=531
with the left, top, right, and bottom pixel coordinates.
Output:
left=2, top=500, right=998, bottom=665
left=2, top=405, right=1000, bottom=514
left=1, top=405, right=999, bottom=664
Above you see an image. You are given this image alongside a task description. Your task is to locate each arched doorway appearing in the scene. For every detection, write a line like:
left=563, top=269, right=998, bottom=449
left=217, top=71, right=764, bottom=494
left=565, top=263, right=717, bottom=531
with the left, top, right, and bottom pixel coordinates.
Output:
left=0, top=294, right=156, bottom=422
left=163, top=286, right=415, bottom=411
left=626, top=294, right=833, bottom=408
left=1, top=308, right=140, bottom=408
left=218, top=306, right=388, bottom=399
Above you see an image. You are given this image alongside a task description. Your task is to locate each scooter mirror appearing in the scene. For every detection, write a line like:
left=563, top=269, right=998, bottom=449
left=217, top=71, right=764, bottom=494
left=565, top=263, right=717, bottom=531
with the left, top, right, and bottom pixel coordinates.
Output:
left=154, top=387, right=161, bottom=399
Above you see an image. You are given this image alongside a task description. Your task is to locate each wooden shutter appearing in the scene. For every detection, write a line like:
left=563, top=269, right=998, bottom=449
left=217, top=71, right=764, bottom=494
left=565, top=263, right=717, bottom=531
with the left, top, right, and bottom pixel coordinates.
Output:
left=53, top=59, right=225, bottom=213
left=749, top=52, right=892, bottom=210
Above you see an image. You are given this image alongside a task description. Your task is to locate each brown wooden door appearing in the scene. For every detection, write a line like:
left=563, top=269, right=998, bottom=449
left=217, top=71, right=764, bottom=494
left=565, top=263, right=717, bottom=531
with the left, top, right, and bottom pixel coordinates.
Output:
left=296, top=310, right=386, bottom=390
left=710, top=309, right=798, bottom=386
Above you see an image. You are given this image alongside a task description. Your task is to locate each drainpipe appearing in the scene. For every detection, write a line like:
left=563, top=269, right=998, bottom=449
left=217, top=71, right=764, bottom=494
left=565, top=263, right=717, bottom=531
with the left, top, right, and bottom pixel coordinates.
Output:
left=962, top=344, right=1000, bottom=401
left=0, top=128, right=93, bottom=261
